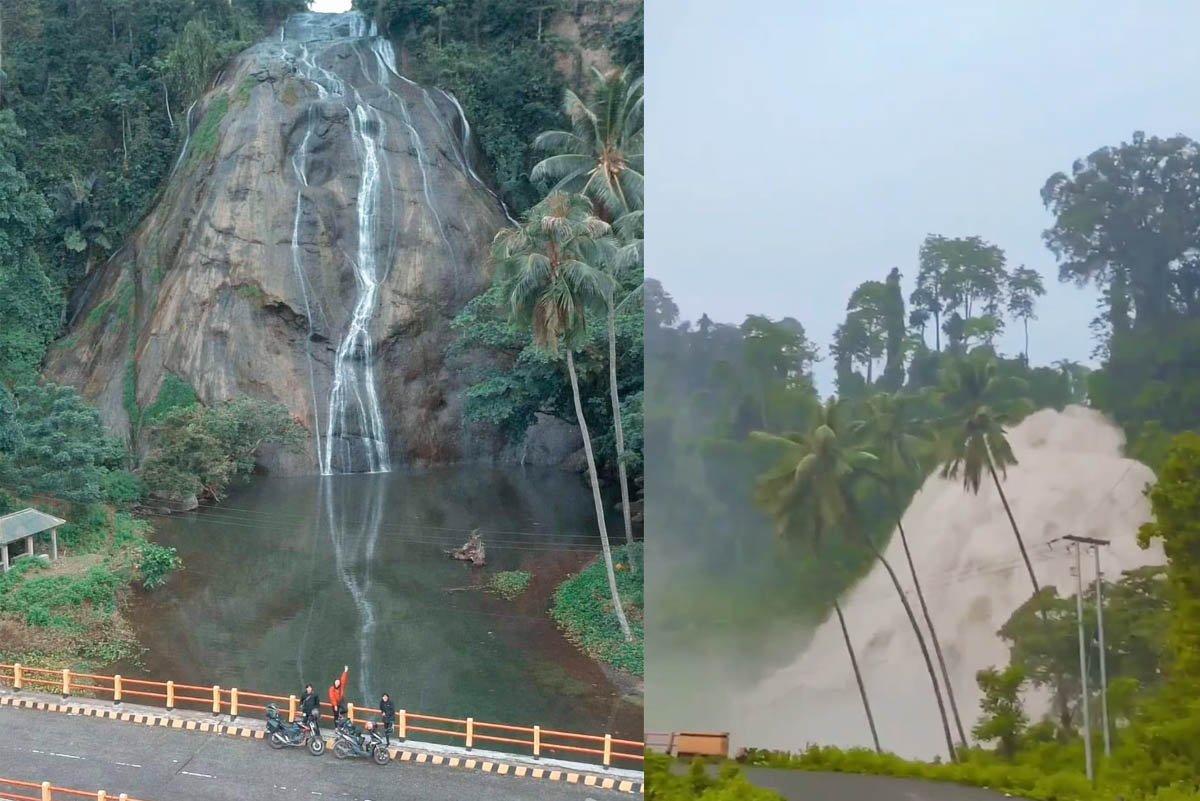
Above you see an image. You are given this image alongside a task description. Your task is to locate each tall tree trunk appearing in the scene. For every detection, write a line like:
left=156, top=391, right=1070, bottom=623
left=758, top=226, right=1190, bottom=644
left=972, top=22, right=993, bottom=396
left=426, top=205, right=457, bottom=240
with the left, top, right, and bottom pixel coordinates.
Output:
left=833, top=599, right=880, bottom=754
left=933, top=310, right=941, bottom=352
left=987, top=455, right=1070, bottom=727
left=865, top=538, right=958, bottom=762
left=893, top=505, right=968, bottom=746
left=566, top=349, right=634, bottom=642
left=606, top=299, right=635, bottom=551
left=987, top=459, right=1038, bottom=593
left=1023, top=317, right=1029, bottom=365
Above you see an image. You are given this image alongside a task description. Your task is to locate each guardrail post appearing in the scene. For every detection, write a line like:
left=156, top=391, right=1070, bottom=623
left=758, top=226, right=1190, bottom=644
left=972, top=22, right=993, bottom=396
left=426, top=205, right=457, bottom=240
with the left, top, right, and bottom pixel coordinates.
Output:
left=40, top=781, right=51, bottom=801
left=62, top=667, right=70, bottom=699
left=603, top=733, right=613, bottom=767
left=14, top=663, right=22, bottom=691
left=397, top=709, right=406, bottom=740
left=347, top=703, right=355, bottom=724
left=212, top=685, right=221, bottom=715
left=113, top=674, right=122, bottom=706
left=465, top=717, right=474, bottom=750
left=98, top=791, right=107, bottom=801
left=533, top=725, right=541, bottom=758
left=230, top=688, right=239, bottom=720
left=166, top=680, right=175, bottom=711
left=119, top=795, right=128, bottom=801
left=288, top=694, right=297, bottom=723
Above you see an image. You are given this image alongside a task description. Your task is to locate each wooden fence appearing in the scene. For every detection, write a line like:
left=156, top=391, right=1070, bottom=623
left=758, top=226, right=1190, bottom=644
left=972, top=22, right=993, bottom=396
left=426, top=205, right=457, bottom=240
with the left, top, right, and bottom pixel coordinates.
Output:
left=0, top=663, right=643, bottom=768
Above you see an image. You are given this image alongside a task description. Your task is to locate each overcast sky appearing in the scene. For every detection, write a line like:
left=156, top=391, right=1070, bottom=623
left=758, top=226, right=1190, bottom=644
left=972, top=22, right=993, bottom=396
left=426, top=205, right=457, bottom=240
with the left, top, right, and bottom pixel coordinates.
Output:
left=309, top=0, right=351, bottom=11
left=646, top=1, right=1200, bottom=388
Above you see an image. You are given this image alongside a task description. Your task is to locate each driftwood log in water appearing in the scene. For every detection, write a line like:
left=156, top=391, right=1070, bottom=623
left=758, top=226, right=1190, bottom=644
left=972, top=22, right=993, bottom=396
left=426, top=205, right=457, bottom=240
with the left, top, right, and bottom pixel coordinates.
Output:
left=447, top=529, right=486, bottom=567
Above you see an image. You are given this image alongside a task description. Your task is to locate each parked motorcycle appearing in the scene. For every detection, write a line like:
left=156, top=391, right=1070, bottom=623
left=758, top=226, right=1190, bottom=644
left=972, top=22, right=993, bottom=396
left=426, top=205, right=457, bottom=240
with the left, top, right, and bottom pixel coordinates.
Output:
left=265, top=703, right=325, bottom=755
left=333, top=718, right=390, bottom=765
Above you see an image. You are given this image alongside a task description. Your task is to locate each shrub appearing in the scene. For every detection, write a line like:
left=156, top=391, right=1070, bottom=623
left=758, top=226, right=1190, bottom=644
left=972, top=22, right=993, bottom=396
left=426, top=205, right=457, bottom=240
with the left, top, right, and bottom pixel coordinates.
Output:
left=487, top=570, right=532, bottom=600
left=137, top=542, right=182, bottom=590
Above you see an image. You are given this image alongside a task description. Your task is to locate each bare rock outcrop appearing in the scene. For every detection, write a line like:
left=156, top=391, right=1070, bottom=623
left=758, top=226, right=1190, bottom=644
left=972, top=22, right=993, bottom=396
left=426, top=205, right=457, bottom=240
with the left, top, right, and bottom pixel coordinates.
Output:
left=46, top=12, right=510, bottom=474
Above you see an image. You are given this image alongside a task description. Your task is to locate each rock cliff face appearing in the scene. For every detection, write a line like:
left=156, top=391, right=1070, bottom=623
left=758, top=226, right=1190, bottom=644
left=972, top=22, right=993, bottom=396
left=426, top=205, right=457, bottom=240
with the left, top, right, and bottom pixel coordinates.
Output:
left=44, top=12, right=511, bottom=475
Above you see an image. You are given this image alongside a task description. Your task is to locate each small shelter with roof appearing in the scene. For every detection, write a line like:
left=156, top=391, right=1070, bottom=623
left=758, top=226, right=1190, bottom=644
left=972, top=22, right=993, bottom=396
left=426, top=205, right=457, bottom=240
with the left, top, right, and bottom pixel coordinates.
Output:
left=0, top=508, right=66, bottom=571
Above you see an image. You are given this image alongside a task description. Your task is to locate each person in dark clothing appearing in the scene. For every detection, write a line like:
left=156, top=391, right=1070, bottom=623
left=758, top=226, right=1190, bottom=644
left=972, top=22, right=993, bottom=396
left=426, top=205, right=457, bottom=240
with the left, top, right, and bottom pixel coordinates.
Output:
left=379, top=693, right=396, bottom=745
left=300, top=683, right=322, bottom=736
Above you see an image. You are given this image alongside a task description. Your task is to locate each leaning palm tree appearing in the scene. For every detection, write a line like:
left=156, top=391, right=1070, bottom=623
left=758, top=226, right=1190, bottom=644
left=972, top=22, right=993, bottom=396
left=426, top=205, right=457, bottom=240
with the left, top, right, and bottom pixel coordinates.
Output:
left=492, top=192, right=633, bottom=642
left=531, top=66, right=644, bottom=220
left=753, top=399, right=958, bottom=761
left=934, top=356, right=1037, bottom=593
left=602, top=209, right=644, bottom=551
left=857, top=392, right=967, bottom=747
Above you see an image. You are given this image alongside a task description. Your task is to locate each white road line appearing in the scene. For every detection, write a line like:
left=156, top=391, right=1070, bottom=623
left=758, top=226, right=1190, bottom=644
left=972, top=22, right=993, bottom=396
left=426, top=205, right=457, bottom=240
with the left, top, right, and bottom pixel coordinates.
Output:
left=115, top=761, right=142, bottom=768
left=32, top=750, right=84, bottom=760
left=179, top=771, right=215, bottom=778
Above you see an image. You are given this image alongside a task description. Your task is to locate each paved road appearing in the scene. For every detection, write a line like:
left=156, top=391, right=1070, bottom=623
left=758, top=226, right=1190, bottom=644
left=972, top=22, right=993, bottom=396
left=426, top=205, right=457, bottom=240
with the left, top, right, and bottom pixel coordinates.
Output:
left=740, top=767, right=1027, bottom=801
left=0, top=704, right=624, bottom=800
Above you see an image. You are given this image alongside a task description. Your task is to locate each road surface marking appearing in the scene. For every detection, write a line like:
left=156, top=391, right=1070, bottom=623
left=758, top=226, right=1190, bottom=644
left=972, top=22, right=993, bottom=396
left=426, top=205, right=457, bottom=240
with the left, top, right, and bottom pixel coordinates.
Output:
left=180, top=770, right=214, bottom=778
left=115, top=761, right=142, bottom=768
left=31, top=749, right=84, bottom=760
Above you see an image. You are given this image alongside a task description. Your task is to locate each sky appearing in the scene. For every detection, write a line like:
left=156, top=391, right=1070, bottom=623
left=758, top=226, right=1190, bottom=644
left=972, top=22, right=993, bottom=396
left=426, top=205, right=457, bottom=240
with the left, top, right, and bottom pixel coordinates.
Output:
left=309, top=0, right=351, bottom=11
left=646, top=1, right=1200, bottom=389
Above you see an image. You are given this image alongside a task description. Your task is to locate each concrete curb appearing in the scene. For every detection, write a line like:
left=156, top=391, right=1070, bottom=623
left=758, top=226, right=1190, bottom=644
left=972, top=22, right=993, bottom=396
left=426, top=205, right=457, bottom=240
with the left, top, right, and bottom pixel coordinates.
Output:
left=0, top=694, right=644, bottom=794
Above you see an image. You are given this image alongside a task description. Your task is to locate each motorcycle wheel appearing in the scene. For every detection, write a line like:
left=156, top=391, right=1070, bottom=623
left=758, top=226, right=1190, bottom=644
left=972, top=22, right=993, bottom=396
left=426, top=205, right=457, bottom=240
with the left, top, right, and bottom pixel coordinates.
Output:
left=268, top=733, right=286, bottom=750
left=308, top=736, right=326, bottom=756
left=373, top=746, right=390, bottom=766
left=334, top=741, right=352, bottom=760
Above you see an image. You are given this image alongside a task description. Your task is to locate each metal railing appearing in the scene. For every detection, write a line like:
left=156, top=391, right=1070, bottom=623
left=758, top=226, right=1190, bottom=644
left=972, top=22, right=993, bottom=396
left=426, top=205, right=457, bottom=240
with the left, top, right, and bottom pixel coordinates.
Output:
left=0, top=663, right=643, bottom=768
left=0, top=777, right=148, bottom=801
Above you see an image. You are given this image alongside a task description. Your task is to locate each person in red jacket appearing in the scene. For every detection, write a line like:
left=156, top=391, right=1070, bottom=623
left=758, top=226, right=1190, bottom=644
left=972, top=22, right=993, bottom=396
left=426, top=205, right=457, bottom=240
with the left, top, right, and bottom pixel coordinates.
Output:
left=328, top=665, right=349, bottom=725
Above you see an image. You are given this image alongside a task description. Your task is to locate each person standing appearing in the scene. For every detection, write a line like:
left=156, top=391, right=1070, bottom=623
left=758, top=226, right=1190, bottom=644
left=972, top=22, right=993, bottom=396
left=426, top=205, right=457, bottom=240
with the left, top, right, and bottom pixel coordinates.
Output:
left=300, top=683, right=321, bottom=736
left=379, top=692, right=396, bottom=746
left=328, top=665, right=349, bottom=725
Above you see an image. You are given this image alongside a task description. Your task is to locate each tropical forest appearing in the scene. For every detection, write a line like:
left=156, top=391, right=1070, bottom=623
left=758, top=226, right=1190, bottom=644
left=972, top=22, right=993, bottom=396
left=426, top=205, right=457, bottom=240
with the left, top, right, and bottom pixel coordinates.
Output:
left=646, top=132, right=1200, bottom=800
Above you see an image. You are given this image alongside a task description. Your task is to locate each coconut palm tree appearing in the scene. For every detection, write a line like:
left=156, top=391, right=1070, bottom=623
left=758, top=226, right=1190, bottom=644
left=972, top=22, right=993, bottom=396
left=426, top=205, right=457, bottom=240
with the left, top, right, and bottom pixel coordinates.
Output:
left=857, top=391, right=968, bottom=747
left=531, top=66, right=644, bottom=220
left=753, top=399, right=958, bottom=761
left=492, top=192, right=633, bottom=642
left=603, top=209, right=643, bottom=551
left=934, top=355, right=1037, bottom=593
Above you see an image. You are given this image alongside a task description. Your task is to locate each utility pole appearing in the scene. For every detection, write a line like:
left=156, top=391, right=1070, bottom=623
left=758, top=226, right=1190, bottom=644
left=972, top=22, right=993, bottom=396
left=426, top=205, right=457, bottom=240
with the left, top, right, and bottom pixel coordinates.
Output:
left=1065, top=534, right=1110, bottom=772
left=1092, top=543, right=1112, bottom=758
left=1069, top=538, right=1093, bottom=782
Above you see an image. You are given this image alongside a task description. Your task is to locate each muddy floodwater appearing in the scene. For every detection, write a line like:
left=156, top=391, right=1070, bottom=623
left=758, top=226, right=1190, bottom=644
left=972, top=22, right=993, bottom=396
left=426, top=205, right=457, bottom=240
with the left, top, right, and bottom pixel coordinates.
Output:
left=115, top=467, right=641, bottom=745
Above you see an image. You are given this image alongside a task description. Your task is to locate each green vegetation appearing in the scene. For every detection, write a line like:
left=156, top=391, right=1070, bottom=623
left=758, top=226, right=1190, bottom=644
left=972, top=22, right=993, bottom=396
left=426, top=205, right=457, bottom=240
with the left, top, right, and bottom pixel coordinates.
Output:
left=552, top=544, right=643, bottom=675
left=140, top=396, right=306, bottom=503
left=653, top=129, right=1200, bottom=797
left=187, top=94, right=231, bottom=169
left=0, top=505, right=176, bottom=668
left=141, top=374, right=200, bottom=427
left=486, top=570, right=532, bottom=600
left=646, top=752, right=783, bottom=801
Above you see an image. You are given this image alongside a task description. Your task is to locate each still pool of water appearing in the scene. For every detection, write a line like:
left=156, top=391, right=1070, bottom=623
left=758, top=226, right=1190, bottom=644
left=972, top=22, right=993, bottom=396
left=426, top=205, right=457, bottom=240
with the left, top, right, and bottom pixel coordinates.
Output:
left=117, top=467, right=641, bottom=743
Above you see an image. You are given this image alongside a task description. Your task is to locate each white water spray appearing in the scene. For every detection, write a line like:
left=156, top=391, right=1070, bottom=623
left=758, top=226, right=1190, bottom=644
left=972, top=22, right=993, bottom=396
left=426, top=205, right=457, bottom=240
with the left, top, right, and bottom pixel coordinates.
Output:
left=736, top=406, right=1166, bottom=760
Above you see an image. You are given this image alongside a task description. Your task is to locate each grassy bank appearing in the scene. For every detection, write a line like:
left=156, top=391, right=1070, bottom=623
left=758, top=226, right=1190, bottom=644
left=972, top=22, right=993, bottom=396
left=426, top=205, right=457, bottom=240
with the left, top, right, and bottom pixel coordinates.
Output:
left=740, top=746, right=1200, bottom=801
left=647, top=752, right=784, bottom=800
left=0, top=500, right=180, bottom=670
left=551, top=543, right=644, bottom=676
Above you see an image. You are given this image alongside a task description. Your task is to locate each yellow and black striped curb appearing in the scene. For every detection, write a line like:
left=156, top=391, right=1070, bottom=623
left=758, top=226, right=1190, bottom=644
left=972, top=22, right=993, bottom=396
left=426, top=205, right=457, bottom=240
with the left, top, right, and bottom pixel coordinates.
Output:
left=0, top=695, right=644, bottom=794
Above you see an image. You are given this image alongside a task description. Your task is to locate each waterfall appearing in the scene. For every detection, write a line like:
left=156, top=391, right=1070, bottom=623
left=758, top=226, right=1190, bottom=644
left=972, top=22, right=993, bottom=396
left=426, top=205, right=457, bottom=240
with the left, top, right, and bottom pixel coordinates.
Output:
left=438, top=89, right=520, bottom=226
left=289, top=105, right=328, bottom=473
left=169, top=101, right=199, bottom=179
left=281, top=12, right=395, bottom=475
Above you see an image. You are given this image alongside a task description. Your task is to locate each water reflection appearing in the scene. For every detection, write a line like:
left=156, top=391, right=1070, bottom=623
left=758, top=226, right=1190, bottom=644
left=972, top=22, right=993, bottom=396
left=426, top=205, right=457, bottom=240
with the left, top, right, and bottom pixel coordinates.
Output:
left=121, top=467, right=640, bottom=741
